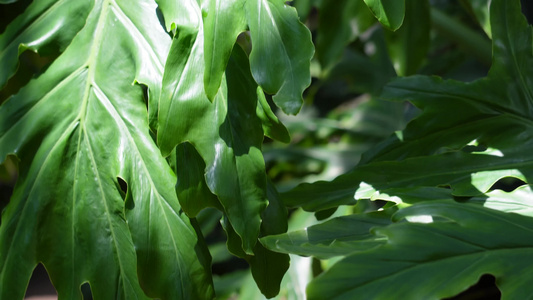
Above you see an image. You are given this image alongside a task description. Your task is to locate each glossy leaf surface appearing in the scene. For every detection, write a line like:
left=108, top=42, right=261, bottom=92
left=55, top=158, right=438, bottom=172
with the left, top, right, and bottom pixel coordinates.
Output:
left=0, top=1, right=213, bottom=298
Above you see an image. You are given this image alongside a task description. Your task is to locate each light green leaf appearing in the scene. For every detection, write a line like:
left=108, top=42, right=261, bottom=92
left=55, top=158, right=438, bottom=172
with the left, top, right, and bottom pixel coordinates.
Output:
left=384, top=0, right=430, bottom=76
left=362, top=0, right=405, bottom=31
left=0, top=1, right=213, bottom=298
left=261, top=210, right=391, bottom=259
left=203, top=0, right=247, bottom=100
left=245, top=0, right=314, bottom=114
left=158, top=40, right=267, bottom=254
left=0, top=0, right=91, bottom=88
left=308, top=201, right=533, bottom=299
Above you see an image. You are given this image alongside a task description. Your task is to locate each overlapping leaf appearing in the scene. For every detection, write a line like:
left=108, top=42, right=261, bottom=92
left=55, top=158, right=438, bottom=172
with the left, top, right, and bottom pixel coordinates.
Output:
left=0, top=0, right=91, bottom=88
left=362, top=0, right=405, bottom=31
left=261, top=210, right=391, bottom=259
left=0, top=0, right=213, bottom=298
left=283, top=0, right=533, bottom=212
left=307, top=201, right=533, bottom=299
left=156, top=0, right=312, bottom=255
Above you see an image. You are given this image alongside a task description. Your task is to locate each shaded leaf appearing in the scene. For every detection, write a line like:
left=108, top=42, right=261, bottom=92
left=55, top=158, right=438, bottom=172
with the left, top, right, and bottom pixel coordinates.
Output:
left=384, top=0, right=430, bottom=76
left=308, top=201, right=533, bottom=299
left=245, top=0, right=314, bottom=114
left=0, top=0, right=91, bottom=88
left=283, top=0, right=533, bottom=212
left=316, top=0, right=375, bottom=71
left=261, top=210, right=391, bottom=259
left=362, top=0, right=405, bottom=31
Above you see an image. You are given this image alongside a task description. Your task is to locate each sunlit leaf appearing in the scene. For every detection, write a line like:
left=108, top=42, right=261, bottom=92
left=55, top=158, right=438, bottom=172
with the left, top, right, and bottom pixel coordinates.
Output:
left=0, top=1, right=213, bottom=299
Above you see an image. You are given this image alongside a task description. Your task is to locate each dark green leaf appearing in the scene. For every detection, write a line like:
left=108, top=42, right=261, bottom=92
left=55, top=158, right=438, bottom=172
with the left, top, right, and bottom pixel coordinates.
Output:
left=261, top=210, right=391, bottom=259
left=316, top=0, right=375, bottom=71
left=363, top=0, right=405, bottom=31
left=384, top=0, right=430, bottom=76
left=308, top=201, right=533, bottom=299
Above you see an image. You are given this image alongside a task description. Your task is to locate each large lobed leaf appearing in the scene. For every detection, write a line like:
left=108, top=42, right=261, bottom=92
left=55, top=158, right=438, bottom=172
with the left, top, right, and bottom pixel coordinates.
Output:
left=156, top=0, right=312, bottom=256
left=0, top=0, right=213, bottom=298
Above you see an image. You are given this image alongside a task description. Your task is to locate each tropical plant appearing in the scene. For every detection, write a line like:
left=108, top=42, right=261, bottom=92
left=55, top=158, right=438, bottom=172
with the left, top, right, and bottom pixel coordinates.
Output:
left=1, top=0, right=532, bottom=299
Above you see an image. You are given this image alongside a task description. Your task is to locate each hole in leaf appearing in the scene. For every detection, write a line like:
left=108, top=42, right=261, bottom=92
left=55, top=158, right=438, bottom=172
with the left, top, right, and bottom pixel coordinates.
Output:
left=81, top=282, right=93, bottom=300
left=489, top=177, right=526, bottom=192
left=116, top=177, right=128, bottom=200
left=24, top=263, right=57, bottom=299
left=443, top=274, right=500, bottom=300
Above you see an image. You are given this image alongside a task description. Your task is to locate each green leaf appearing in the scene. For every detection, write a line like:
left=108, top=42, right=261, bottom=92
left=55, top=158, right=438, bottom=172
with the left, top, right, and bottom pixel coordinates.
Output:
left=173, top=142, right=221, bottom=217
left=283, top=0, right=533, bottom=212
left=316, top=0, right=375, bottom=71
left=307, top=201, right=533, bottom=299
left=362, top=0, right=405, bottom=31
left=203, top=0, right=247, bottom=100
left=158, top=40, right=267, bottom=254
left=0, top=0, right=92, bottom=88
left=467, top=0, right=492, bottom=38
left=384, top=0, right=430, bottom=76
left=0, top=1, right=213, bottom=298
left=261, top=210, right=391, bottom=259
left=245, top=0, right=314, bottom=114
left=256, top=89, right=291, bottom=143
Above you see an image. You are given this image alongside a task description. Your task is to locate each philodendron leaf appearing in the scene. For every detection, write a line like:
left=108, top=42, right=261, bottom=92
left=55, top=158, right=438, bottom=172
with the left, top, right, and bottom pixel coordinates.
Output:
left=307, top=201, right=533, bottom=299
left=0, top=0, right=91, bottom=88
left=0, top=1, right=213, bottom=299
left=363, top=0, right=405, bottom=31
left=261, top=210, right=392, bottom=259
left=158, top=34, right=267, bottom=254
left=245, top=0, right=314, bottom=114
left=203, top=0, right=247, bottom=100
left=316, top=0, right=375, bottom=72
left=283, top=0, right=533, bottom=212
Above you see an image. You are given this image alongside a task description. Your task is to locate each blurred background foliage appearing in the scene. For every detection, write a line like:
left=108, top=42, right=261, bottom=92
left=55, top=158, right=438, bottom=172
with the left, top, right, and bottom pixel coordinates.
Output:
left=1, top=0, right=532, bottom=299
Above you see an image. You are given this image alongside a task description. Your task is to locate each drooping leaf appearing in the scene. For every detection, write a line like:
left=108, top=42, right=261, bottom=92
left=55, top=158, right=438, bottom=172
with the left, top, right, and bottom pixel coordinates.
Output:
left=173, top=142, right=221, bottom=217
left=256, top=89, right=291, bottom=143
left=384, top=0, right=430, bottom=76
left=203, top=0, right=247, bottom=100
left=362, top=0, right=405, bottom=31
left=261, top=210, right=391, bottom=259
left=0, top=0, right=92, bottom=88
left=222, top=179, right=290, bottom=298
left=307, top=201, right=533, bottom=299
left=0, top=1, right=213, bottom=298
left=245, top=0, right=314, bottom=114
left=283, top=0, right=533, bottom=212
